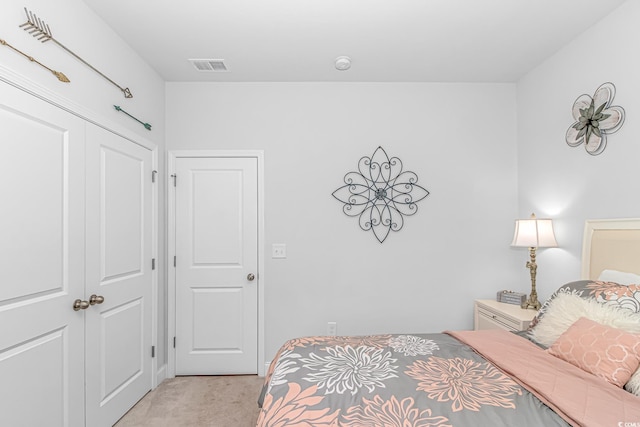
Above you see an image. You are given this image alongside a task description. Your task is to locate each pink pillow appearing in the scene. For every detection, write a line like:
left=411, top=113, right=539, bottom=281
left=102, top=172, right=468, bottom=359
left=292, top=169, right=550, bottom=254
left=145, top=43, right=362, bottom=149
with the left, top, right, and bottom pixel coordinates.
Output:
left=547, top=317, right=640, bottom=387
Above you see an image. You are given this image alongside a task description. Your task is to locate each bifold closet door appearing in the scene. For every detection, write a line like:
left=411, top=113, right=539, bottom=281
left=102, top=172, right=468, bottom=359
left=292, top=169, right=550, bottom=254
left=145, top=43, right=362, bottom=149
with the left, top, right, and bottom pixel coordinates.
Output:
left=84, top=124, right=153, bottom=427
left=0, top=83, right=86, bottom=426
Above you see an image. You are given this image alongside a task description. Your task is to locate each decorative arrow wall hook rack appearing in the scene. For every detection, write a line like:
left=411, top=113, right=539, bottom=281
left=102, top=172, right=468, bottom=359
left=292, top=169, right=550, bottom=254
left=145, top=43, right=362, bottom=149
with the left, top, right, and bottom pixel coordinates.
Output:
left=20, top=7, right=133, bottom=98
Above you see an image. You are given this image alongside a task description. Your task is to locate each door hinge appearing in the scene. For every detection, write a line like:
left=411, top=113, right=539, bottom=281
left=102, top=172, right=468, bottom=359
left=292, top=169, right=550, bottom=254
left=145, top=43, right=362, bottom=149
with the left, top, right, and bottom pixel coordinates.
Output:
left=152, top=258, right=156, bottom=270
left=151, top=345, right=155, bottom=358
left=173, top=337, right=176, bottom=348
left=173, top=255, right=176, bottom=267
left=151, top=170, right=157, bottom=183
left=171, top=174, right=177, bottom=187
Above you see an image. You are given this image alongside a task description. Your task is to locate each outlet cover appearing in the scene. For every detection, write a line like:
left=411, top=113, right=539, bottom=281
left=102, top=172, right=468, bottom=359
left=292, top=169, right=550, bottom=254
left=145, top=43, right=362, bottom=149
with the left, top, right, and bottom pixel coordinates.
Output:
left=272, top=243, right=287, bottom=259
left=327, top=321, right=337, bottom=336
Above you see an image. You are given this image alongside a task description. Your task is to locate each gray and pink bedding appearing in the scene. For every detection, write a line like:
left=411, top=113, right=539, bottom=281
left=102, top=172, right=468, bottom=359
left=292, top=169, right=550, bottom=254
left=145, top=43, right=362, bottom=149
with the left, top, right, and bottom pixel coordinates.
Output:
left=257, top=280, right=640, bottom=427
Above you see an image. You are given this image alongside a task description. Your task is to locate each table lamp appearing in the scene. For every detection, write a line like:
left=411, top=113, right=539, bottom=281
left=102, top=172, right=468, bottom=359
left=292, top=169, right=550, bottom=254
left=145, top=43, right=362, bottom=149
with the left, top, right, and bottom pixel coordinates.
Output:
left=511, top=213, right=558, bottom=310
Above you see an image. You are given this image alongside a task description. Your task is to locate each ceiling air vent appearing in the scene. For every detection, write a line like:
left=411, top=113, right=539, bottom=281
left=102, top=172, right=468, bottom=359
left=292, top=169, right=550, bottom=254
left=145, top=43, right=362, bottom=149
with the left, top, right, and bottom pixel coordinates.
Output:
left=189, top=59, right=228, bottom=72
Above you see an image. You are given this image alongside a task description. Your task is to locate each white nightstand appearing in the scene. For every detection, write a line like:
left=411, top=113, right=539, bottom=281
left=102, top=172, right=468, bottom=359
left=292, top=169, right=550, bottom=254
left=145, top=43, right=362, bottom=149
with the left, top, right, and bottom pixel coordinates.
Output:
left=474, top=299, right=537, bottom=332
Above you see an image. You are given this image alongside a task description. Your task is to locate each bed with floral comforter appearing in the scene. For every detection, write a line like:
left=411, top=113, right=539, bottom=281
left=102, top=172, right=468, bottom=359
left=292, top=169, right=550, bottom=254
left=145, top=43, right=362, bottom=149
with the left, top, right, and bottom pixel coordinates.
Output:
left=257, top=281, right=640, bottom=427
left=257, top=332, right=571, bottom=427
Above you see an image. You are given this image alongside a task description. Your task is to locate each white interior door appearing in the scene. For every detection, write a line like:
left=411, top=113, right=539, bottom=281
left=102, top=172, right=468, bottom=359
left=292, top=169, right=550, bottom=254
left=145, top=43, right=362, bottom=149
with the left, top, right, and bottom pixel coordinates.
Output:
left=84, top=124, right=152, bottom=426
left=175, top=157, right=258, bottom=375
left=0, top=83, right=85, bottom=426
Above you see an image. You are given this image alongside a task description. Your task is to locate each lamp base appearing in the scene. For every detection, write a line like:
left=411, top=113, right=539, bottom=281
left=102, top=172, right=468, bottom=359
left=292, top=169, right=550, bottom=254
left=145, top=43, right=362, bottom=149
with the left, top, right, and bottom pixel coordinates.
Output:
left=522, top=246, right=541, bottom=310
left=521, top=295, right=541, bottom=310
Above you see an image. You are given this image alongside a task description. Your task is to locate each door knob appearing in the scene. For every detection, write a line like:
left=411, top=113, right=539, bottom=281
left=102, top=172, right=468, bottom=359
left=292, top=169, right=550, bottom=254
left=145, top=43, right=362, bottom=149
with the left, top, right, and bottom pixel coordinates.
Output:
left=73, top=299, right=90, bottom=311
left=247, top=273, right=255, bottom=281
left=89, top=294, right=105, bottom=305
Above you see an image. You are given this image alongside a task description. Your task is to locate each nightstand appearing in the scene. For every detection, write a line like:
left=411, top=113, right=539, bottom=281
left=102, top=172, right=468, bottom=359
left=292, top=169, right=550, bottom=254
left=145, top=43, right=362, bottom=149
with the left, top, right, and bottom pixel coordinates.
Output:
left=474, top=299, right=537, bottom=332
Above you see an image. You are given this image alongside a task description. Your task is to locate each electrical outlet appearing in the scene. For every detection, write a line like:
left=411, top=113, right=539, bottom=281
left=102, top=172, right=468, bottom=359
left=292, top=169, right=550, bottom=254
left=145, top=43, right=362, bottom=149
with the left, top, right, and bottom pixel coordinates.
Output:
left=327, top=321, right=337, bottom=336
left=272, top=243, right=287, bottom=259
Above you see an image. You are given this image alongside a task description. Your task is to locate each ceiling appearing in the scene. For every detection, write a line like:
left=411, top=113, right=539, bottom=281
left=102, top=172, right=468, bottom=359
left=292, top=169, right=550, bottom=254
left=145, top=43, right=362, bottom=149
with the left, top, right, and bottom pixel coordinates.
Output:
left=82, top=0, right=626, bottom=83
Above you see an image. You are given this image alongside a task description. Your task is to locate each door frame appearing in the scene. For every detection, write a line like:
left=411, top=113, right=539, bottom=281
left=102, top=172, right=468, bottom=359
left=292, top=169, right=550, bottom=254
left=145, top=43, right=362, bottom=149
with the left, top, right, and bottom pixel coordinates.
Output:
left=167, top=150, right=265, bottom=377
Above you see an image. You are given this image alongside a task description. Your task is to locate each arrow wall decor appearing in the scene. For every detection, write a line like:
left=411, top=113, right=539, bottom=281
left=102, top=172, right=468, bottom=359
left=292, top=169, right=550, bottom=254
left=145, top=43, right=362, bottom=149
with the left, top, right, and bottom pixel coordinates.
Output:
left=20, top=7, right=133, bottom=98
left=1, top=37, right=69, bottom=82
left=114, top=105, right=152, bottom=131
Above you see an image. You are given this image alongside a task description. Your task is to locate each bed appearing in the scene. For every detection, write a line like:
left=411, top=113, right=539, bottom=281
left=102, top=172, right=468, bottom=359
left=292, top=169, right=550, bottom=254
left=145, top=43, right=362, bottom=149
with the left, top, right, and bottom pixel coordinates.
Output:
left=256, top=218, right=640, bottom=427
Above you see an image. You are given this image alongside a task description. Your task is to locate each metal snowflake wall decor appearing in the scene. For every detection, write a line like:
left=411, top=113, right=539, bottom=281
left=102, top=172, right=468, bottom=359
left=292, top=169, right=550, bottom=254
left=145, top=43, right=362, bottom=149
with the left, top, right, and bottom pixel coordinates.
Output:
left=566, top=82, right=625, bottom=156
left=332, top=146, right=429, bottom=243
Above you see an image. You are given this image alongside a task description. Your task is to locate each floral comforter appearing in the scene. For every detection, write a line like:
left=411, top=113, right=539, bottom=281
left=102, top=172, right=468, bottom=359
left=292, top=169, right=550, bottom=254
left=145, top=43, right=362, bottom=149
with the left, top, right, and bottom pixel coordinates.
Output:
left=256, top=333, right=570, bottom=426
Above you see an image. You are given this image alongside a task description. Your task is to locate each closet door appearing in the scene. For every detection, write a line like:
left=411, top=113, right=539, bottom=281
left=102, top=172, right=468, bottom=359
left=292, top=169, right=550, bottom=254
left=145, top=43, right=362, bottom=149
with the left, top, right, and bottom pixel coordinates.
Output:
left=0, top=83, right=85, bottom=426
left=84, top=124, right=153, bottom=427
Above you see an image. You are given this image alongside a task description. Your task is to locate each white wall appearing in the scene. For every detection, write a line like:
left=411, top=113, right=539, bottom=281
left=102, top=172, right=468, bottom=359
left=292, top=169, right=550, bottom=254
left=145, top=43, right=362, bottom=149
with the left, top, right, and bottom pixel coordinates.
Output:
left=516, top=0, right=640, bottom=300
left=9, top=0, right=633, bottom=374
left=1, top=0, right=168, bottom=369
left=166, top=82, right=521, bottom=359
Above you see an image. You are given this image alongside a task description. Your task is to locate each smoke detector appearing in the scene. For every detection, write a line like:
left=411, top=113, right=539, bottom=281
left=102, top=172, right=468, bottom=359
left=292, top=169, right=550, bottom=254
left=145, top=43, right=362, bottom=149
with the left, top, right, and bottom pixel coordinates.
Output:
left=189, top=59, right=229, bottom=72
left=334, top=56, right=351, bottom=71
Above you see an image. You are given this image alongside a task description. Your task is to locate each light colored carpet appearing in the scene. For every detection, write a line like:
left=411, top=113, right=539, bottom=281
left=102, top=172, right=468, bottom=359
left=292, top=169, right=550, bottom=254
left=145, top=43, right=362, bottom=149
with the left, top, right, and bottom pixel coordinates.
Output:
left=114, top=375, right=264, bottom=427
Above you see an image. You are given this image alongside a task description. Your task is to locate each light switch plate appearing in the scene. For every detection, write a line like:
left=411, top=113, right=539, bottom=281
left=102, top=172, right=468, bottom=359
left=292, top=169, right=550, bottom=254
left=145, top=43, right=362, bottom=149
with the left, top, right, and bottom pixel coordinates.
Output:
left=272, top=243, right=287, bottom=259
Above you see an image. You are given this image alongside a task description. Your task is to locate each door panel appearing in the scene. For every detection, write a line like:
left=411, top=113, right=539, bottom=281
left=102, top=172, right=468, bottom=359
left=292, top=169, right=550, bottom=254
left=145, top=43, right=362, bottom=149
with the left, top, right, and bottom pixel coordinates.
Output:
left=102, top=146, right=144, bottom=280
left=192, top=287, right=244, bottom=350
left=175, top=157, right=258, bottom=375
left=0, top=83, right=85, bottom=427
left=192, top=170, right=243, bottom=264
left=1, top=110, right=65, bottom=302
left=85, top=124, right=152, bottom=427
left=0, top=329, right=67, bottom=426
left=101, top=299, right=144, bottom=396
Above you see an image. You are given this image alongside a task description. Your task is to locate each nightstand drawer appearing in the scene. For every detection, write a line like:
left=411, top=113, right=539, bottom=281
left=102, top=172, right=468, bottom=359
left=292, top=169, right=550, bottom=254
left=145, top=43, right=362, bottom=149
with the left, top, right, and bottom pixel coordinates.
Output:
left=474, top=299, right=535, bottom=332
left=476, top=305, right=522, bottom=331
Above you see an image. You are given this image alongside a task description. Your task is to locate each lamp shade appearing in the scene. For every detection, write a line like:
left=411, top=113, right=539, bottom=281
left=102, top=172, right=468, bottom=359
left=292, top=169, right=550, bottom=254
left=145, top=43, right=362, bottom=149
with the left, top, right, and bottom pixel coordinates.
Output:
left=511, top=215, right=558, bottom=248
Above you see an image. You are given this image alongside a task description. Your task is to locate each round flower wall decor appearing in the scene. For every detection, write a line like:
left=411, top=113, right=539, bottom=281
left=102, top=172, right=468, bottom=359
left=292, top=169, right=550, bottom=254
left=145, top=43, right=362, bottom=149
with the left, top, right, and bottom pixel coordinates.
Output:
left=332, top=146, right=429, bottom=243
left=566, top=82, right=625, bottom=156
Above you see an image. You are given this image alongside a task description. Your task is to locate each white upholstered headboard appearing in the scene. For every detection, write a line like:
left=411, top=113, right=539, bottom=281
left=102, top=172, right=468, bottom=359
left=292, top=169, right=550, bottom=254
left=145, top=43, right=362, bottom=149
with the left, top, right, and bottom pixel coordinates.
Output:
left=581, top=218, right=640, bottom=280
